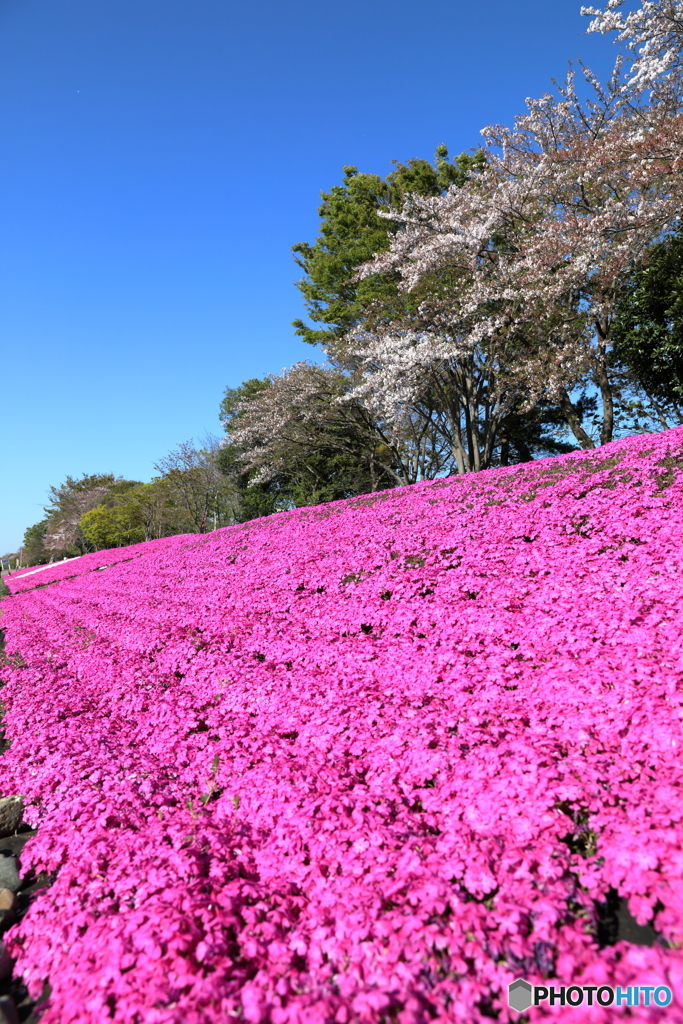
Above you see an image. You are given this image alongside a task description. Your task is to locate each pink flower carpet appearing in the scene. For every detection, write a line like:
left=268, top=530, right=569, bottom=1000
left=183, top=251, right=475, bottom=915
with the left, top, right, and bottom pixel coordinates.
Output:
left=1, top=428, right=683, bottom=1022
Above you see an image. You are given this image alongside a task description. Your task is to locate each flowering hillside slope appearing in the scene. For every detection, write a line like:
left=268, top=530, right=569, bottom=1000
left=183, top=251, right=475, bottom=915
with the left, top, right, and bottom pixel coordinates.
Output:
left=8, top=535, right=188, bottom=593
left=1, top=429, right=683, bottom=1023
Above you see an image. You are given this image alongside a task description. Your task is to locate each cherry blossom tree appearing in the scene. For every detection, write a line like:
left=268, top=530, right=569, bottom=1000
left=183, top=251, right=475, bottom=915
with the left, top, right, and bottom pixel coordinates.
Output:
left=43, top=474, right=120, bottom=555
left=226, top=362, right=448, bottom=490
left=349, top=53, right=683, bottom=456
left=582, top=0, right=683, bottom=109
left=245, top=0, right=683, bottom=487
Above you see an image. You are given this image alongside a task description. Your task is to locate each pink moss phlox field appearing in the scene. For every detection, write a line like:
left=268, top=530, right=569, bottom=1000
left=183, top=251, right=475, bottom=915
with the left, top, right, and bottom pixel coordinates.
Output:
left=1, top=430, right=683, bottom=1022
left=7, top=536, right=188, bottom=593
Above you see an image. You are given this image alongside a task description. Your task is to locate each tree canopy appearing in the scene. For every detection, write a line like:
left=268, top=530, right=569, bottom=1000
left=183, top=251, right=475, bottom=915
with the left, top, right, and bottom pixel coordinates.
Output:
left=218, top=372, right=399, bottom=516
left=291, top=148, right=487, bottom=350
left=612, top=230, right=683, bottom=409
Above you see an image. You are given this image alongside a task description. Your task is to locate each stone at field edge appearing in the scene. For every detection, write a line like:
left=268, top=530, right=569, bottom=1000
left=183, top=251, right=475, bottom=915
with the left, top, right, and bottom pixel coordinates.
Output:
left=0, top=799, right=22, bottom=839
left=0, top=861, right=20, bottom=894
left=0, top=892, right=16, bottom=913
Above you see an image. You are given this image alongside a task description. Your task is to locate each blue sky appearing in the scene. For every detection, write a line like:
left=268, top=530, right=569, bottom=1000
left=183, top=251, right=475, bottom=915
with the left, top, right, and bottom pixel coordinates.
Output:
left=0, top=0, right=618, bottom=552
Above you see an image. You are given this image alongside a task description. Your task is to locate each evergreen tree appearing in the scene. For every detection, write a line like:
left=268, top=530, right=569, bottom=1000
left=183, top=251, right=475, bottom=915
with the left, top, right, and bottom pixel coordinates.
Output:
left=291, top=148, right=486, bottom=349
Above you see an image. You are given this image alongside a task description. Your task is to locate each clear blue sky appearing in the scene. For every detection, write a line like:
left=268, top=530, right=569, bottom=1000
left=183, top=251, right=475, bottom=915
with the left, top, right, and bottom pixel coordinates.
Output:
left=0, top=0, right=617, bottom=552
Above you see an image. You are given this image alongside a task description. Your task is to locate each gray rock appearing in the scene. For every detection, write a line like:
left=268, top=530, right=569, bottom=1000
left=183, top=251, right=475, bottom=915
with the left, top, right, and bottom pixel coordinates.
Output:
left=0, top=859, right=20, bottom=894
left=0, top=996, right=19, bottom=1024
left=0, top=798, right=22, bottom=838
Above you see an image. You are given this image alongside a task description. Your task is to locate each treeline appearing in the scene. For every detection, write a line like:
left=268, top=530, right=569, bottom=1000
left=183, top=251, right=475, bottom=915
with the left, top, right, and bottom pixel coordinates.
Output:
left=20, top=411, right=369, bottom=566
left=21, top=439, right=238, bottom=565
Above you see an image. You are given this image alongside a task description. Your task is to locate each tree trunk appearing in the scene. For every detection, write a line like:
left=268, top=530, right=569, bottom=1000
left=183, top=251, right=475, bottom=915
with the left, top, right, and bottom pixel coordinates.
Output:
left=594, top=333, right=614, bottom=446
left=481, top=396, right=502, bottom=471
left=644, top=388, right=672, bottom=431
left=452, top=440, right=466, bottom=475
left=463, top=372, right=480, bottom=471
left=499, top=434, right=509, bottom=466
left=558, top=388, right=595, bottom=449
left=448, top=395, right=467, bottom=474
left=369, top=458, right=377, bottom=492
